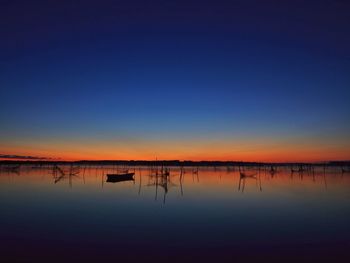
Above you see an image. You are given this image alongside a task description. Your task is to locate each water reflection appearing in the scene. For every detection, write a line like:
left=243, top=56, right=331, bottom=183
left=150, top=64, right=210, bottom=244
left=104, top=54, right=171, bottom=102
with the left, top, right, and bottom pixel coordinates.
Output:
left=0, top=164, right=349, bottom=194
left=0, top=164, right=349, bottom=262
left=238, top=170, right=262, bottom=192
left=1, top=164, right=348, bottom=204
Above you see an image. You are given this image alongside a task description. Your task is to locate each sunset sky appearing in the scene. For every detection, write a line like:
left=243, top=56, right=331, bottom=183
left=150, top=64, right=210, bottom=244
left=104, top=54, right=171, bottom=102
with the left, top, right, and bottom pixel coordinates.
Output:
left=1, top=0, right=349, bottom=162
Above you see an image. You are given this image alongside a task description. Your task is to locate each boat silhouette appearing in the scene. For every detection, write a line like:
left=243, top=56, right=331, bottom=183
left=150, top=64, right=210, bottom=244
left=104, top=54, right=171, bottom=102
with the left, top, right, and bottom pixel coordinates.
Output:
left=106, top=172, right=135, bottom=183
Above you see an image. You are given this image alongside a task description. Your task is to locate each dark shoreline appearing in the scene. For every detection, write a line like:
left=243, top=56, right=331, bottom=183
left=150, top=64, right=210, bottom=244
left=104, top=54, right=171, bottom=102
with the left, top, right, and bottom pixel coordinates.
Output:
left=0, top=159, right=349, bottom=167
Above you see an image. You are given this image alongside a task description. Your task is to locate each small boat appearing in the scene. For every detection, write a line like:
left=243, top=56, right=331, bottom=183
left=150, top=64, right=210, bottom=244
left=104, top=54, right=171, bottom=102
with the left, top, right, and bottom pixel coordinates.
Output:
left=106, top=172, right=135, bottom=183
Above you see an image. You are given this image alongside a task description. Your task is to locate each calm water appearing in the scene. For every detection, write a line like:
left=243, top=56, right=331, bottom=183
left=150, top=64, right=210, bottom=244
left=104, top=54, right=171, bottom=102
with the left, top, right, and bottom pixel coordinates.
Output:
left=1, top=165, right=349, bottom=262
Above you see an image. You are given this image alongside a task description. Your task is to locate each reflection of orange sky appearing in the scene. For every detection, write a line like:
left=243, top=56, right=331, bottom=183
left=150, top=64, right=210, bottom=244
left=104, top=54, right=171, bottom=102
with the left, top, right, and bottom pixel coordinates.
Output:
left=1, top=167, right=348, bottom=193
left=1, top=135, right=350, bottom=162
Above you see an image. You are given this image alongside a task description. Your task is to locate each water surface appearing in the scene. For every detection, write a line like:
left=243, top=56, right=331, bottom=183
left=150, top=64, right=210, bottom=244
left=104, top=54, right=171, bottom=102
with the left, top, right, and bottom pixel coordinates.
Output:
left=1, top=165, right=349, bottom=262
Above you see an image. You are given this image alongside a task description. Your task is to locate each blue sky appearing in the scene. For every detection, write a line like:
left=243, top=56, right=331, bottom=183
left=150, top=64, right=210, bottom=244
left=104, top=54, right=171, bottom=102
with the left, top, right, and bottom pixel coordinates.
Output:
left=1, top=0, right=349, bottom=160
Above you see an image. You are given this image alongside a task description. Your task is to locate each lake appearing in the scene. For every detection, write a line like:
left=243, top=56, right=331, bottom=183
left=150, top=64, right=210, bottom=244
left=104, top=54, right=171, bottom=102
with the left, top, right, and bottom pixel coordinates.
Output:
left=0, top=165, right=349, bottom=262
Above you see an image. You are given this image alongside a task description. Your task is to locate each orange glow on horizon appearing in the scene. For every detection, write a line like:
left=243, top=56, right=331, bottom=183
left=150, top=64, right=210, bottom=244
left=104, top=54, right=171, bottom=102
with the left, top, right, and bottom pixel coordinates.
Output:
left=1, top=136, right=349, bottom=163
left=0, top=134, right=350, bottom=162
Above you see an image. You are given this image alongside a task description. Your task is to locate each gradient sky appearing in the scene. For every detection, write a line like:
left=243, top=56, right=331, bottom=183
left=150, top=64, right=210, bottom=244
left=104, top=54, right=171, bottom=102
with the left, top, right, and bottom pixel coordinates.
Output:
left=1, top=0, right=350, bottom=161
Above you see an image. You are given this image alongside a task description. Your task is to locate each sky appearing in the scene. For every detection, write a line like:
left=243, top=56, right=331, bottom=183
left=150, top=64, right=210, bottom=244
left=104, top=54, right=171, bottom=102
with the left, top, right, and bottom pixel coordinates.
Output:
left=1, top=0, right=350, bottom=162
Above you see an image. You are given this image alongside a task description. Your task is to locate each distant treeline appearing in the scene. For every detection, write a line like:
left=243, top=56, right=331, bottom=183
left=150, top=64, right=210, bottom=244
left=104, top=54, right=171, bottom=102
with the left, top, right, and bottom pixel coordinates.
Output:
left=0, top=159, right=349, bottom=167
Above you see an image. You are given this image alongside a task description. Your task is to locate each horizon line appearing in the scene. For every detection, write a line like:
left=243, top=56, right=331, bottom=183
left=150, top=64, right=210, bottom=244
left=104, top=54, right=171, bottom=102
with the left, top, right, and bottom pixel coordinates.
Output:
left=1, top=159, right=350, bottom=165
